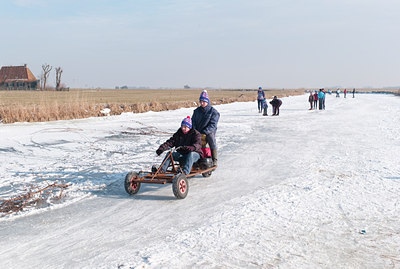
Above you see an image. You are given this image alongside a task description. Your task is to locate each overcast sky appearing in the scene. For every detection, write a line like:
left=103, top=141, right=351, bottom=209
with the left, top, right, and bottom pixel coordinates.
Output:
left=1, top=0, right=399, bottom=89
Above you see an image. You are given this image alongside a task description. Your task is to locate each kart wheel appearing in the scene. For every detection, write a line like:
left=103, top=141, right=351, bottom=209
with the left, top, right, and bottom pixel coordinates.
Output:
left=172, top=173, right=188, bottom=199
left=202, top=171, right=212, bottom=177
left=124, top=171, right=141, bottom=195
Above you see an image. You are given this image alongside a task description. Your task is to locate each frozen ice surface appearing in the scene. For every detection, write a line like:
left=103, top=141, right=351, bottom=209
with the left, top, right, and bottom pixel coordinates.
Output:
left=0, top=94, right=399, bottom=268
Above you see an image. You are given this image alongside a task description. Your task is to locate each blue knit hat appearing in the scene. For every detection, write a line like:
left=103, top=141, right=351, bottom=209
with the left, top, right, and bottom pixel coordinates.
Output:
left=199, top=90, right=209, bottom=103
left=259, top=87, right=262, bottom=89
left=181, top=116, right=192, bottom=129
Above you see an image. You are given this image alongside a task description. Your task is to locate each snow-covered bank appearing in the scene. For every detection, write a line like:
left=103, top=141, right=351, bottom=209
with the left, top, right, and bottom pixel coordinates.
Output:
left=1, top=94, right=399, bottom=268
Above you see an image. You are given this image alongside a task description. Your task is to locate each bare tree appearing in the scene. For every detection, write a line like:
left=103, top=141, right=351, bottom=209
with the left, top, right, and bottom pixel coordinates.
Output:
left=39, top=73, right=44, bottom=90
left=41, top=63, right=52, bottom=90
left=55, top=67, right=63, bottom=91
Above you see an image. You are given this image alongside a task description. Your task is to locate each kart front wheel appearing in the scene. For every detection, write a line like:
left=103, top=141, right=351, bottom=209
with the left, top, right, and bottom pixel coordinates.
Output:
left=124, top=171, right=141, bottom=195
left=172, top=173, right=188, bottom=199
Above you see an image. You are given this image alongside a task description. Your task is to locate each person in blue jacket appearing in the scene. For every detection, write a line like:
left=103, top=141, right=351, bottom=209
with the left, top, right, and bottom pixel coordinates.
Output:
left=257, top=87, right=265, bottom=113
left=318, top=89, right=325, bottom=110
left=191, top=90, right=220, bottom=166
left=262, top=98, right=268, bottom=116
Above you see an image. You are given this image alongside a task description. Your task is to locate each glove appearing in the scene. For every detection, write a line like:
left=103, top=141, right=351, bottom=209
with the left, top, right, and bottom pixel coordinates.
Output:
left=156, top=149, right=163, bottom=156
left=177, top=146, right=189, bottom=154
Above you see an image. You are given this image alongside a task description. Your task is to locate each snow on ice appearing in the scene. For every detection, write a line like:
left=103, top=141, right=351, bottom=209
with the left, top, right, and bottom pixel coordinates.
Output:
left=0, top=93, right=399, bottom=268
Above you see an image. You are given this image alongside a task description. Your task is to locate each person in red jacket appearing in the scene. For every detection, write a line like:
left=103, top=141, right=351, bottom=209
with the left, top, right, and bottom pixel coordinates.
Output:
left=156, top=116, right=203, bottom=175
left=313, top=91, right=318, bottom=109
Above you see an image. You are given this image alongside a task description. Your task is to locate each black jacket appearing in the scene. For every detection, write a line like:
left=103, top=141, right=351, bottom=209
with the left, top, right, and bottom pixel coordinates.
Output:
left=157, top=128, right=203, bottom=157
left=270, top=98, right=282, bottom=107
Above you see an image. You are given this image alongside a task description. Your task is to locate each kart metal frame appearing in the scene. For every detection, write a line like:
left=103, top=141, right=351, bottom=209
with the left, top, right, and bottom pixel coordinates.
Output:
left=124, top=149, right=217, bottom=199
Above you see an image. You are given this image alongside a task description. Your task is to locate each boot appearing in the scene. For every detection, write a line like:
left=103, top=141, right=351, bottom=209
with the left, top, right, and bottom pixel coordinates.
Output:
left=211, top=150, right=218, bottom=167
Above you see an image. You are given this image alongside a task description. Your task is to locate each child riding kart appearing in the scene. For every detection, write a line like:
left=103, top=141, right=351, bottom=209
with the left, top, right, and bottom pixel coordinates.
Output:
left=156, top=116, right=202, bottom=175
left=124, top=116, right=217, bottom=199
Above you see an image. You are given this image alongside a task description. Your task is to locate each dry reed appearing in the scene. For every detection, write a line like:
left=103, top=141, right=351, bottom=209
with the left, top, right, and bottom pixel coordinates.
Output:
left=0, top=183, right=68, bottom=217
left=0, top=88, right=305, bottom=123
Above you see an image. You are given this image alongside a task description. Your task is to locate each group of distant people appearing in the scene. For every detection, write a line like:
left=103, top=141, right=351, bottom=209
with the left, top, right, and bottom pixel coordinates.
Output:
left=335, top=88, right=356, bottom=98
left=308, top=88, right=357, bottom=110
left=257, top=86, right=358, bottom=115
left=257, top=87, right=282, bottom=116
left=308, top=89, right=326, bottom=110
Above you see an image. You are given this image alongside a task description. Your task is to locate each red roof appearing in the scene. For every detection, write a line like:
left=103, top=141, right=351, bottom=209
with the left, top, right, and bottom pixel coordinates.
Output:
left=0, top=65, right=37, bottom=83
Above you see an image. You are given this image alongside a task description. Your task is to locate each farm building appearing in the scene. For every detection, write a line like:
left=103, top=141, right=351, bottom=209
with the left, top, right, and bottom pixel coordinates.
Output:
left=0, top=65, right=39, bottom=90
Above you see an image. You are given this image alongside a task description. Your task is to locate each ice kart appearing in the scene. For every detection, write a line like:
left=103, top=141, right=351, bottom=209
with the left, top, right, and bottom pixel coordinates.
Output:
left=124, top=148, right=217, bottom=199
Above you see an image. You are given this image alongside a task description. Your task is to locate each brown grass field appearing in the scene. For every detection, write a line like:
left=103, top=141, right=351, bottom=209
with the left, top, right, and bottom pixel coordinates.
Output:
left=0, top=88, right=397, bottom=123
